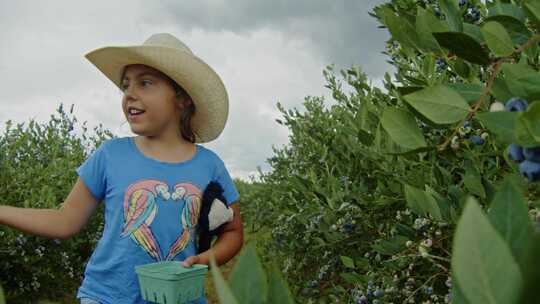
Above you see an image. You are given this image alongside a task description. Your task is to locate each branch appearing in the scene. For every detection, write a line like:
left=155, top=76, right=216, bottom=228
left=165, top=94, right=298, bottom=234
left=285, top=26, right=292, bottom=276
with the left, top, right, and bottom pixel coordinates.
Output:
left=437, top=34, right=540, bottom=152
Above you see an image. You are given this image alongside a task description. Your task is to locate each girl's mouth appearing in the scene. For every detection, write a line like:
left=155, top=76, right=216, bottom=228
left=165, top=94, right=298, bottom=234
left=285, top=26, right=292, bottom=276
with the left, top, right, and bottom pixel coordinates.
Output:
left=128, top=107, right=146, bottom=118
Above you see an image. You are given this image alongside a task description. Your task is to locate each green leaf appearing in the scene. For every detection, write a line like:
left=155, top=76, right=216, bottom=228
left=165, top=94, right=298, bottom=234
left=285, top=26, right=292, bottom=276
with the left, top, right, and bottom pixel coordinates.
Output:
left=463, top=23, right=485, bottom=44
left=463, top=165, right=486, bottom=199
left=452, top=276, right=472, bottom=304
left=452, top=198, right=523, bottom=304
left=487, top=178, right=531, bottom=272
left=210, top=256, right=240, bottom=304
left=404, top=184, right=442, bottom=220
left=450, top=58, right=472, bottom=80
left=378, top=7, right=420, bottom=50
left=440, top=0, right=463, bottom=32
left=524, top=0, right=540, bottom=22
left=340, top=272, right=366, bottom=284
left=487, top=3, right=526, bottom=22
left=515, top=117, right=538, bottom=147
left=340, top=256, right=355, bottom=269
left=484, top=15, right=531, bottom=46
left=502, top=63, right=540, bottom=101
left=396, top=86, right=423, bottom=96
left=481, top=21, right=515, bottom=57
left=372, top=235, right=409, bottom=256
left=403, top=85, right=470, bottom=124
left=447, top=83, right=483, bottom=104
left=416, top=7, right=447, bottom=53
left=229, top=244, right=268, bottom=304
left=425, top=185, right=454, bottom=222
left=433, top=32, right=491, bottom=65
left=520, top=233, right=540, bottom=303
left=491, top=76, right=515, bottom=102
left=515, top=101, right=540, bottom=147
left=476, top=111, right=519, bottom=143
left=380, top=108, right=427, bottom=151
left=267, top=265, right=295, bottom=304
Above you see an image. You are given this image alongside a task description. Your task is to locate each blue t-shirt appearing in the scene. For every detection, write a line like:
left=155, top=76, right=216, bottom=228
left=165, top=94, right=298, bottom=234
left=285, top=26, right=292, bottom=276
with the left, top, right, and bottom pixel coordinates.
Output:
left=75, top=137, right=239, bottom=304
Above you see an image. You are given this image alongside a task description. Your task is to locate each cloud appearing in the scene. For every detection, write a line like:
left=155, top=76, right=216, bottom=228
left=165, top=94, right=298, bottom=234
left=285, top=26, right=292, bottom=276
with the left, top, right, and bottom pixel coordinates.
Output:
left=145, top=0, right=390, bottom=75
left=0, top=0, right=393, bottom=180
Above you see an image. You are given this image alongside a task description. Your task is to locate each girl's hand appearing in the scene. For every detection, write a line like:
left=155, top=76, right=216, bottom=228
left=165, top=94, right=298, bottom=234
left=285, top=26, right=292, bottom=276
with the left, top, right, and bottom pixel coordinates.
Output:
left=182, top=255, right=205, bottom=267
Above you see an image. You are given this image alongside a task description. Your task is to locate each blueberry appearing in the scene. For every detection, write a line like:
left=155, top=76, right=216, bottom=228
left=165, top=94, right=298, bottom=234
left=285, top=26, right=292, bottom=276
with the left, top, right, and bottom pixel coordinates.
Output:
left=374, top=289, right=384, bottom=298
left=489, top=101, right=505, bottom=112
left=523, top=146, right=540, bottom=162
left=459, top=0, right=467, bottom=7
left=463, top=120, right=471, bottom=128
left=465, top=7, right=481, bottom=23
left=505, top=97, right=528, bottom=112
left=425, top=286, right=434, bottom=295
left=470, top=135, right=484, bottom=145
left=355, top=295, right=367, bottom=304
left=519, top=160, right=540, bottom=182
left=436, top=58, right=446, bottom=71
left=342, top=223, right=355, bottom=233
left=508, top=144, right=525, bottom=162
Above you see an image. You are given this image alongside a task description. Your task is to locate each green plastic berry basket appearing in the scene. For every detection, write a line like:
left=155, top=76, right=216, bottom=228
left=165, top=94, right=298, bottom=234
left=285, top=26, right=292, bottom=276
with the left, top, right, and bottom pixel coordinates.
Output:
left=135, top=261, right=208, bottom=304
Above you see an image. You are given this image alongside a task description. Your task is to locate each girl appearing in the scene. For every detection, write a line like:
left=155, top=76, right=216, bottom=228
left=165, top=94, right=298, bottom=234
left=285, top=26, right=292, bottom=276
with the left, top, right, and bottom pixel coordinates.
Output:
left=0, top=33, right=243, bottom=304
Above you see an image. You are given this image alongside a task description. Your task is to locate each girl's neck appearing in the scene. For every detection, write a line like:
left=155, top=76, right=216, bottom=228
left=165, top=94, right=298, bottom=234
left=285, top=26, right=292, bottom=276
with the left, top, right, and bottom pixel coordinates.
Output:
left=134, top=134, right=196, bottom=163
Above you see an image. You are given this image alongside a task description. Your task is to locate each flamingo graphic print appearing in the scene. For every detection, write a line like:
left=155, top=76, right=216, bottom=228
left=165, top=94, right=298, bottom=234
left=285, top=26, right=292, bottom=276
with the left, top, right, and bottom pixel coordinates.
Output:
left=120, top=179, right=202, bottom=261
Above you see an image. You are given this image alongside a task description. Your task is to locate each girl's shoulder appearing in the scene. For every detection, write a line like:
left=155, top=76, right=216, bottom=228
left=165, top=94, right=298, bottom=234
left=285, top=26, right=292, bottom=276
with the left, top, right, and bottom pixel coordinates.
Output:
left=195, top=144, right=226, bottom=165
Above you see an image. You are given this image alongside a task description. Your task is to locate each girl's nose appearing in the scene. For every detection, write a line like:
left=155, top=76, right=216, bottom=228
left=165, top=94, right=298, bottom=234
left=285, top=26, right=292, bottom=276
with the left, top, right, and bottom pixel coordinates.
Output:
left=123, top=85, right=138, bottom=101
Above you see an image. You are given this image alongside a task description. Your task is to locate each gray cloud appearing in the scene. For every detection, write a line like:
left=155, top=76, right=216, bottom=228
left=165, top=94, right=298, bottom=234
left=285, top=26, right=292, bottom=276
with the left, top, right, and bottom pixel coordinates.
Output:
left=0, top=0, right=393, bottom=180
left=145, top=0, right=390, bottom=75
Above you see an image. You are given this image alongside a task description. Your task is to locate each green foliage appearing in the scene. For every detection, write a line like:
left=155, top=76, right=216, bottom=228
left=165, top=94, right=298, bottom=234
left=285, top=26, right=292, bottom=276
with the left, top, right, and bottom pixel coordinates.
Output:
left=453, top=197, right=523, bottom=303
left=0, top=104, right=113, bottom=303
left=0, top=284, right=5, bottom=304
left=211, top=243, right=295, bottom=304
left=237, top=0, right=540, bottom=302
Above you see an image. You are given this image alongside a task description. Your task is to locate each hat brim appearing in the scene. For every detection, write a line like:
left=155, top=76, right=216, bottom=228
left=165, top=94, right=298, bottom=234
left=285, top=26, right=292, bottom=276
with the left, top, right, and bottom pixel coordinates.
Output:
left=85, top=45, right=229, bottom=143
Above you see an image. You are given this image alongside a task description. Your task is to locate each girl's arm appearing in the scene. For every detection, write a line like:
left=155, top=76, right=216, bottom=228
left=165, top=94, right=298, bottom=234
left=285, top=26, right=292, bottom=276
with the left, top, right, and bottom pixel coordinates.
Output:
left=0, top=178, right=99, bottom=239
left=183, top=202, right=244, bottom=267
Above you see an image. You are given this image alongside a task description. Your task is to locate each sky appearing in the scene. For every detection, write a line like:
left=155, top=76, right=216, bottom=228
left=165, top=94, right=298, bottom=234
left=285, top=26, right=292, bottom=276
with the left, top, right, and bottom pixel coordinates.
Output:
left=0, top=0, right=392, bottom=180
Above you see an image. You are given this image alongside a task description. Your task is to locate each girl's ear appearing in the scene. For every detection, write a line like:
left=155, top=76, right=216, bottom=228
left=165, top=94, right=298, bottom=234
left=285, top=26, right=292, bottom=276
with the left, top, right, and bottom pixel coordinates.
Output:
left=176, top=95, right=192, bottom=110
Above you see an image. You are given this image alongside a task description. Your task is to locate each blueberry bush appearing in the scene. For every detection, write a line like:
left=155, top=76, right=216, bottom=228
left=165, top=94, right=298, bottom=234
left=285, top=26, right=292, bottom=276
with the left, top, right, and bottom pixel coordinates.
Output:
left=239, top=0, right=540, bottom=303
left=210, top=243, right=295, bottom=304
left=0, top=104, right=113, bottom=303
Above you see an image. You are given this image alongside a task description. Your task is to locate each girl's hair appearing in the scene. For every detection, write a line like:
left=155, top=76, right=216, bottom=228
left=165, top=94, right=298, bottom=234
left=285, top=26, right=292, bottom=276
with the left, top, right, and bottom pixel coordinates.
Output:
left=121, top=65, right=197, bottom=143
left=169, top=79, right=197, bottom=143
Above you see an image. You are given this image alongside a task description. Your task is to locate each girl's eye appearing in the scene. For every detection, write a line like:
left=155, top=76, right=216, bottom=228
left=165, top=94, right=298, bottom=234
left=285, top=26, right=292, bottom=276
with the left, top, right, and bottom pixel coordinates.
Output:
left=141, top=79, right=152, bottom=86
left=121, top=83, right=129, bottom=91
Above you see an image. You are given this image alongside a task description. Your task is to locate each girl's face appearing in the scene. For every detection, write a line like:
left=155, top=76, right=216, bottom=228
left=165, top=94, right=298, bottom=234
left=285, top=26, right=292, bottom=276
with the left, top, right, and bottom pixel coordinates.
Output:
left=121, top=64, right=187, bottom=138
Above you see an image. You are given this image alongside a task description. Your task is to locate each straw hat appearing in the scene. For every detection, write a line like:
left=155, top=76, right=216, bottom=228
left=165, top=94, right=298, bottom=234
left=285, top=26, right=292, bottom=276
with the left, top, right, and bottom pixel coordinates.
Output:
left=85, top=33, right=229, bottom=143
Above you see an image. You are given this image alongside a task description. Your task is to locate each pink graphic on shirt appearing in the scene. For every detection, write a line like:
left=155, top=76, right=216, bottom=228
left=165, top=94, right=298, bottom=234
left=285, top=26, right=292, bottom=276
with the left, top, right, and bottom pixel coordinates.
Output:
left=120, top=180, right=202, bottom=261
left=165, top=183, right=202, bottom=260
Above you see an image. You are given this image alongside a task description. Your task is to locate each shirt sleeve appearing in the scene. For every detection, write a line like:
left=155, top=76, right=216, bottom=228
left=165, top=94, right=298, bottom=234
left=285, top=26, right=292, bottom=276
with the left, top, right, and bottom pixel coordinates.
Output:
left=76, top=141, right=109, bottom=201
left=214, top=159, right=239, bottom=206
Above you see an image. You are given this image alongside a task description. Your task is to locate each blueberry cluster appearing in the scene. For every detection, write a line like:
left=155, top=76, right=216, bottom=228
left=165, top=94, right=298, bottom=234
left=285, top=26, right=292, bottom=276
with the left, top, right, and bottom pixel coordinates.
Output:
left=503, top=97, right=540, bottom=182
left=450, top=120, right=488, bottom=150
left=352, top=280, right=385, bottom=304
left=435, top=58, right=446, bottom=72
left=464, top=7, right=481, bottom=23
